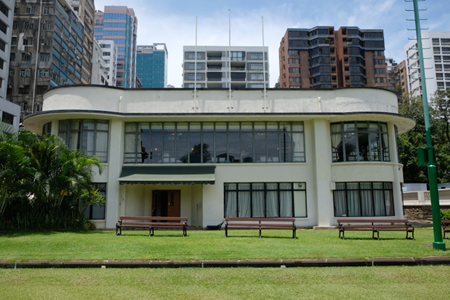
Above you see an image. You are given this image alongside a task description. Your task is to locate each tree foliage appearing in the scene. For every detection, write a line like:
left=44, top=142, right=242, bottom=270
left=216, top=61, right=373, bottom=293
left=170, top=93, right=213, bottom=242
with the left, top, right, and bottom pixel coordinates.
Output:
left=0, top=130, right=104, bottom=230
left=399, top=88, right=450, bottom=183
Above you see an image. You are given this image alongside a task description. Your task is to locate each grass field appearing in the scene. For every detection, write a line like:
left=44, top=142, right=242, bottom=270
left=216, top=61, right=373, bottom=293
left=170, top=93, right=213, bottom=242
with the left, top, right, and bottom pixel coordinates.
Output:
left=0, top=266, right=448, bottom=299
left=0, top=228, right=449, bottom=262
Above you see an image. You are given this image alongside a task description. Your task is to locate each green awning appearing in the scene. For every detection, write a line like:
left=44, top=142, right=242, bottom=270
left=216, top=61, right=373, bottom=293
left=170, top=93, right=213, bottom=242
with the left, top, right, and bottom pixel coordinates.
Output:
left=118, top=166, right=216, bottom=185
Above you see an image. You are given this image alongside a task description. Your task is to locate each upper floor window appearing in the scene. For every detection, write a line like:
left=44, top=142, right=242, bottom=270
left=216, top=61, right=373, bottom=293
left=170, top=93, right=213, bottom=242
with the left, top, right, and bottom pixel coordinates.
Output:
left=331, top=121, right=390, bottom=162
left=58, top=120, right=109, bottom=162
left=25, top=5, right=36, bottom=14
left=124, top=121, right=305, bottom=164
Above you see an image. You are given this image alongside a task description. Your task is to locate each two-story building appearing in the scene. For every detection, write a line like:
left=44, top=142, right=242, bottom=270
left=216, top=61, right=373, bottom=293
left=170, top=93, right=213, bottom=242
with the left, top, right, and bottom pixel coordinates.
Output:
left=23, top=86, right=415, bottom=229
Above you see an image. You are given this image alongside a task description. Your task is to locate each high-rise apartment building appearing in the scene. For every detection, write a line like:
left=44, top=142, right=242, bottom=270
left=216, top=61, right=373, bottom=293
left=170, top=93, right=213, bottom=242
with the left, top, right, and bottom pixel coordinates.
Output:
left=91, top=39, right=109, bottom=85
left=94, top=6, right=137, bottom=88
left=405, top=31, right=450, bottom=98
left=182, top=46, right=269, bottom=89
left=398, top=60, right=408, bottom=96
left=0, top=0, right=20, bottom=130
left=136, top=43, right=168, bottom=88
left=279, top=27, right=388, bottom=89
left=67, top=0, right=95, bottom=83
left=385, top=58, right=408, bottom=99
left=98, top=39, right=117, bottom=86
left=8, top=0, right=93, bottom=120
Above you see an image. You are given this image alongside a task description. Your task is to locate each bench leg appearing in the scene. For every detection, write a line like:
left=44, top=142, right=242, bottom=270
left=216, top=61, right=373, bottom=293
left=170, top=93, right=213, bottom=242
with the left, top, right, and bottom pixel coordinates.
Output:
left=225, top=225, right=228, bottom=238
left=341, top=229, right=345, bottom=240
left=149, top=227, right=151, bottom=237
left=259, top=228, right=262, bottom=238
left=444, top=230, right=449, bottom=240
left=376, top=231, right=380, bottom=240
left=183, top=226, right=187, bottom=237
left=293, top=228, right=297, bottom=239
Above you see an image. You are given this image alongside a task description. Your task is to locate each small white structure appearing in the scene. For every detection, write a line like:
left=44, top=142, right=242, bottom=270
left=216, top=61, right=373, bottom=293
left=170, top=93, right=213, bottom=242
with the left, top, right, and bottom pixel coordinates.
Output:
left=23, top=87, right=415, bottom=229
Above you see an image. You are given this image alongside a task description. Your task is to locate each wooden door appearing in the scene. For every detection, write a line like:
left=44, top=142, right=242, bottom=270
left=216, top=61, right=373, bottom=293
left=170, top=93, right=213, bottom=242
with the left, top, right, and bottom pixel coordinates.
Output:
left=167, top=190, right=181, bottom=219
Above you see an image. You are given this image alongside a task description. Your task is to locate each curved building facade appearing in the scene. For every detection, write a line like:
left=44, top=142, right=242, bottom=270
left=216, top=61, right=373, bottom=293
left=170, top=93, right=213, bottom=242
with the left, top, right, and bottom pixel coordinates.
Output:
left=23, top=86, right=415, bottom=229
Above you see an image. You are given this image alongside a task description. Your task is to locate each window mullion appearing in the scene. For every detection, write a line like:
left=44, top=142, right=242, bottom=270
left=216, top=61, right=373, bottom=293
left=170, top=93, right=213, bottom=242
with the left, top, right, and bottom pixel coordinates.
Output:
left=250, top=183, right=253, bottom=217
left=359, top=182, right=362, bottom=216
left=371, top=182, right=376, bottom=217
left=291, top=183, right=295, bottom=218
left=236, top=183, right=239, bottom=217
left=277, top=183, right=280, bottom=217
left=345, top=183, right=349, bottom=217
left=264, top=183, right=267, bottom=217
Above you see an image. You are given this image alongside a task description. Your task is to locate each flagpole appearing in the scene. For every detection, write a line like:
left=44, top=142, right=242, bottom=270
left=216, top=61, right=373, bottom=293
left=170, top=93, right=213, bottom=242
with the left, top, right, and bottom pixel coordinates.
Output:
left=228, top=9, right=232, bottom=108
left=262, top=16, right=267, bottom=111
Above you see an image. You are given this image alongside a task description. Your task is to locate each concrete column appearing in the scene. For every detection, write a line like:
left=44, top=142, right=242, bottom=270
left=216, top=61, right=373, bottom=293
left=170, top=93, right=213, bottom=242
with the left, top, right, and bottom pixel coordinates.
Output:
left=313, top=119, right=333, bottom=227
left=389, top=122, right=406, bottom=218
left=106, top=119, right=123, bottom=228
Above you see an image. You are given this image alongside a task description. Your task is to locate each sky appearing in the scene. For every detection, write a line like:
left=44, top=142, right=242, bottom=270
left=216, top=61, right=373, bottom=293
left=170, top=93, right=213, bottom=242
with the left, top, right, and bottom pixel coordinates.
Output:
left=93, top=0, right=450, bottom=87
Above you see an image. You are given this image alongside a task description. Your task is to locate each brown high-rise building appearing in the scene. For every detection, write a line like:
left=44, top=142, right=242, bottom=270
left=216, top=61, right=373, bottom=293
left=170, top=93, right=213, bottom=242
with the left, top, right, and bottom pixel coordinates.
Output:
left=279, top=26, right=388, bottom=89
left=385, top=58, right=409, bottom=100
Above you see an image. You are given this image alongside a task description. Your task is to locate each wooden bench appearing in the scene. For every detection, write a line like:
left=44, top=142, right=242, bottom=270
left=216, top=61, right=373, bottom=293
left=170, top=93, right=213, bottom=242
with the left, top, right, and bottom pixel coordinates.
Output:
left=225, top=217, right=297, bottom=239
left=337, top=219, right=414, bottom=240
left=443, top=220, right=450, bottom=239
left=116, top=216, right=188, bottom=237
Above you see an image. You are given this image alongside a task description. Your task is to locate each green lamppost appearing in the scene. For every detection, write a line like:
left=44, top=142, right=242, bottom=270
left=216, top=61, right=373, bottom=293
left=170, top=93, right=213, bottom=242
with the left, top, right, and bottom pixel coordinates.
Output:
left=410, top=0, right=446, bottom=250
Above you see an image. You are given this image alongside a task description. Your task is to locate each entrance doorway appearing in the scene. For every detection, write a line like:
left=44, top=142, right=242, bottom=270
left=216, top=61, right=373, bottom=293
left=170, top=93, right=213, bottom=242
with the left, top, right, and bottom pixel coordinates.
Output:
left=152, top=190, right=181, bottom=218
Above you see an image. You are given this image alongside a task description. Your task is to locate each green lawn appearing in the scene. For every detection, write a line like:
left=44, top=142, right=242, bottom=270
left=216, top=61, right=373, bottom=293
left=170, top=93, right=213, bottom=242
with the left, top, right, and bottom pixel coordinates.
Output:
left=0, top=266, right=449, bottom=299
left=0, top=228, right=449, bottom=262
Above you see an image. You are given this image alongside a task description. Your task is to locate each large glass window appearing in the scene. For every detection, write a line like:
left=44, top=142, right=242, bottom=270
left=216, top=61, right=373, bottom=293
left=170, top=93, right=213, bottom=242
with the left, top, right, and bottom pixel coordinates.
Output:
left=59, top=120, right=109, bottom=162
left=224, top=182, right=307, bottom=218
left=333, top=182, right=395, bottom=217
left=84, top=183, right=106, bottom=220
left=331, top=121, right=389, bottom=162
left=124, top=121, right=305, bottom=164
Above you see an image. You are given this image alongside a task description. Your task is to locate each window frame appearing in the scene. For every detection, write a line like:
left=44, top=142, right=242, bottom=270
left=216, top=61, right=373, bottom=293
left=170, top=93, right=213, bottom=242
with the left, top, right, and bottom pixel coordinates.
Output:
left=124, top=121, right=306, bottom=164
left=224, top=182, right=307, bottom=218
left=58, top=119, right=109, bottom=162
left=333, top=182, right=395, bottom=217
left=331, top=121, right=390, bottom=163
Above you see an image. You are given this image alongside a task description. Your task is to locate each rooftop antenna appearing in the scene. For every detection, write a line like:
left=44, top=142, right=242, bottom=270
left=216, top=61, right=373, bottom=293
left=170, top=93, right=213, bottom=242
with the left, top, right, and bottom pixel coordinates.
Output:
left=227, top=9, right=233, bottom=112
left=405, top=0, right=445, bottom=251
left=262, top=16, right=268, bottom=112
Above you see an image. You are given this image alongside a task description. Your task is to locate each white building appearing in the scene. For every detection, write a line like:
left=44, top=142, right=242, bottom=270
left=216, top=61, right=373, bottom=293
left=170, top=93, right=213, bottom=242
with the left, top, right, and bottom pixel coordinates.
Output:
left=0, top=0, right=20, bottom=130
left=404, top=31, right=450, bottom=98
left=183, top=46, right=269, bottom=89
left=98, top=40, right=117, bottom=86
left=91, top=39, right=109, bottom=85
left=23, top=87, right=414, bottom=229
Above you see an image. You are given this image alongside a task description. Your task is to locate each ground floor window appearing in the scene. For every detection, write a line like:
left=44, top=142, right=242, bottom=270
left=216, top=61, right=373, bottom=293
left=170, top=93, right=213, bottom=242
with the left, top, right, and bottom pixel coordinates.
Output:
left=333, top=182, right=394, bottom=217
left=84, top=183, right=106, bottom=220
left=224, top=183, right=307, bottom=218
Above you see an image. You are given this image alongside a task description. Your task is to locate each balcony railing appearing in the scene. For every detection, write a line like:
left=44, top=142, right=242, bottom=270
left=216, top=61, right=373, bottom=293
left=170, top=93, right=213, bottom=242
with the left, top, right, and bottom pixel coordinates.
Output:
left=207, top=57, right=222, bottom=60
